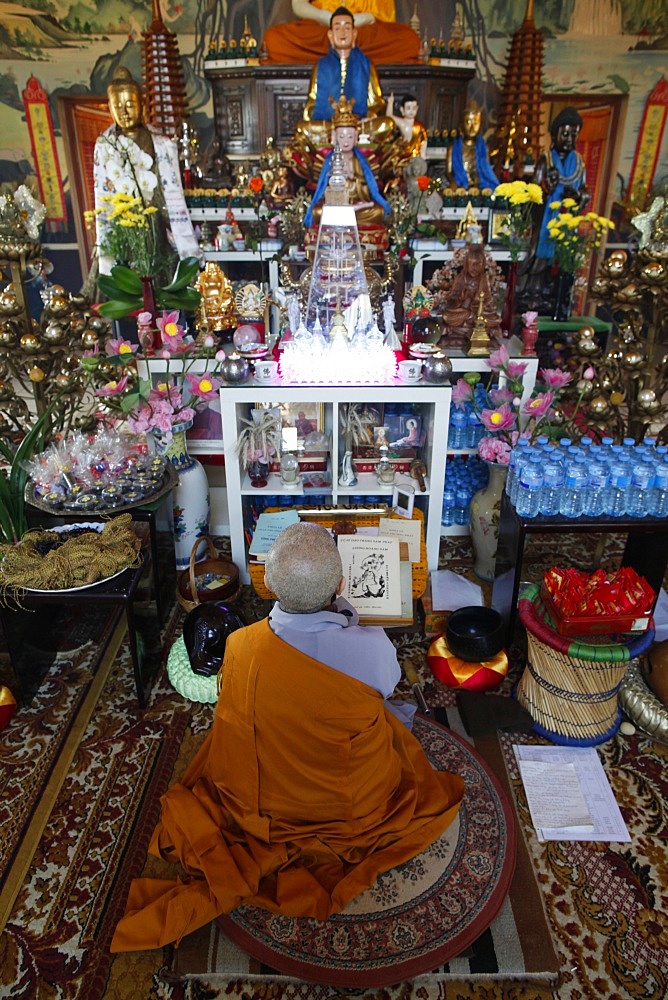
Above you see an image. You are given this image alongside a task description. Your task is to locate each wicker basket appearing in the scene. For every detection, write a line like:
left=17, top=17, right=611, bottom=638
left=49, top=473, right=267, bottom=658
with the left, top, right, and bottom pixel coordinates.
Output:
left=249, top=507, right=428, bottom=601
left=516, top=583, right=655, bottom=746
left=177, top=537, right=240, bottom=612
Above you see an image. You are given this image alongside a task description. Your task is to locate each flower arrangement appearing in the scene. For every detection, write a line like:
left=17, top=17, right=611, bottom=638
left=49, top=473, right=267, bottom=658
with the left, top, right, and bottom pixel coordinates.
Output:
left=451, top=344, right=575, bottom=465
left=412, top=175, right=446, bottom=244
left=546, top=199, right=614, bottom=274
left=492, top=180, right=543, bottom=261
left=85, top=192, right=160, bottom=278
left=84, top=312, right=223, bottom=441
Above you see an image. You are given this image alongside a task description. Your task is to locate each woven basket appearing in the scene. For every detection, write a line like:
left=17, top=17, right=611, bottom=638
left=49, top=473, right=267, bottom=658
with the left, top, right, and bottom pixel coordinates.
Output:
left=177, top=537, right=240, bottom=612
left=249, top=507, right=428, bottom=600
left=516, top=583, right=655, bottom=746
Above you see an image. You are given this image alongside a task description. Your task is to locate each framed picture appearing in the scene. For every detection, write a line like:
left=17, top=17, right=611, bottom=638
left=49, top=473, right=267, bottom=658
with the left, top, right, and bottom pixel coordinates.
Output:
left=392, top=484, right=415, bottom=519
left=384, top=414, right=423, bottom=451
left=373, top=425, right=391, bottom=449
left=489, top=209, right=510, bottom=244
left=254, top=402, right=324, bottom=441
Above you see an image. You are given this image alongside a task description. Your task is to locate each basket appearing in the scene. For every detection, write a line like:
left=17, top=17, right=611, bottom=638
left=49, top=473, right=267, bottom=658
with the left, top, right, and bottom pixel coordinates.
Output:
left=249, top=507, right=428, bottom=601
left=516, top=583, right=655, bottom=746
left=177, top=537, right=240, bottom=612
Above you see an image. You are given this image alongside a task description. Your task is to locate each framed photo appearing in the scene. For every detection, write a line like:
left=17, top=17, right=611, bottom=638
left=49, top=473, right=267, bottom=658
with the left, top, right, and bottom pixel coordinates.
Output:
left=373, top=424, right=391, bottom=449
left=489, top=209, right=510, bottom=244
left=392, top=484, right=415, bottom=519
left=255, top=402, right=324, bottom=441
left=384, top=413, right=423, bottom=451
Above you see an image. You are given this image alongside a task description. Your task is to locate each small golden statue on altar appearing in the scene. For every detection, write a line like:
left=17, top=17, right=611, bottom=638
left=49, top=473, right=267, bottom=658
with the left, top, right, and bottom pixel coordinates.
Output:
left=194, top=262, right=237, bottom=337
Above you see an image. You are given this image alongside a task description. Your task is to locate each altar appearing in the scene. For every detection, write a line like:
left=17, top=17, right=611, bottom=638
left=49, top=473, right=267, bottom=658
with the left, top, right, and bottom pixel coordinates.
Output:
left=204, top=62, right=475, bottom=155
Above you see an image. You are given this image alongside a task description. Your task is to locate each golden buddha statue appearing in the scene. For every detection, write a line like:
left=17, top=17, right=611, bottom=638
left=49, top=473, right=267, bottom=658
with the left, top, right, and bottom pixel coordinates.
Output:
left=195, top=262, right=237, bottom=335
left=445, top=101, right=499, bottom=193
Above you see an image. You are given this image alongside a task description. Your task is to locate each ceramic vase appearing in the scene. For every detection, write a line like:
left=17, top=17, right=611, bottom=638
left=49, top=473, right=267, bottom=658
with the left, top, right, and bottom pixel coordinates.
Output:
left=469, top=462, right=509, bottom=582
left=152, top=420, right=210, bottom=570
left=552, top=269, right=575, bottom=322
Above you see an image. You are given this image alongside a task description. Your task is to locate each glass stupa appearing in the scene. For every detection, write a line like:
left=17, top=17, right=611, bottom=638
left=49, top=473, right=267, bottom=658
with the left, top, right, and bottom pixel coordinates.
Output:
left=279, top=141, right=397, bottom=384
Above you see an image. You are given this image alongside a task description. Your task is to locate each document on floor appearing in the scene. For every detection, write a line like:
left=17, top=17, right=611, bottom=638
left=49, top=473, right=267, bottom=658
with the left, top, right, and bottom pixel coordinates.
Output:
left=513, top=744, right=631, bottom=843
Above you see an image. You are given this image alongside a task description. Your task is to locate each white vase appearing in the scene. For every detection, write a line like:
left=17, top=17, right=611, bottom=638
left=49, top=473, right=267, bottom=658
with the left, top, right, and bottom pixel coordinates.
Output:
left=152, top=421, right=210, bottom=571
left=469, top=462, right=509, bottom=582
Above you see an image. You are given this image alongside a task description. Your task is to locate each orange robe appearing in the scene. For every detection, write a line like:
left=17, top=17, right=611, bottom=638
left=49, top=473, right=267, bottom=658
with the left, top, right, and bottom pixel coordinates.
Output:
left=111, top=620, right=464, bottom=952
left=263, top=0, right=420, bottom=65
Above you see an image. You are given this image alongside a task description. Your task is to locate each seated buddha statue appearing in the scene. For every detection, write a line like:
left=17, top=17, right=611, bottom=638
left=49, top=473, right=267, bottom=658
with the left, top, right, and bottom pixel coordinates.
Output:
left=440, top=243, right=503, bottom=353
left=303, top=97, right=390, bottom=228
left=445, top=101, right=499, bottom=193
left=263, top=0, right=420, bottom=66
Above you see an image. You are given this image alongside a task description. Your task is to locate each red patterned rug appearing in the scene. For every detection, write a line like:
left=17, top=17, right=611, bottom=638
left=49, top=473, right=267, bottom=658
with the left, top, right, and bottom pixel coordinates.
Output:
left=217, top=717, right=515, bottom=989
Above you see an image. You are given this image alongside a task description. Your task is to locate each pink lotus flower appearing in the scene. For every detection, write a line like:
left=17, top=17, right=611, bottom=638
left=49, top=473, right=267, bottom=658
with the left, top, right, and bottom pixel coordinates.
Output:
left=157, top=311, right=186, bottom=351
left=487, top=345, right=510, bottom=371
left=94, top=374, right=130, bottom=397
left=106, top=336, right=138, bottom=356
left=539, top=368, right=572, bottom=390
left=184, top=372, right=222, bottom=402
left=452, top=379, right=474, bottom=407
left=522, top=391, right=554, bottom=420
left=481, top=403, right=517, bottom=433
left=489, top=385, right=514, bottom=406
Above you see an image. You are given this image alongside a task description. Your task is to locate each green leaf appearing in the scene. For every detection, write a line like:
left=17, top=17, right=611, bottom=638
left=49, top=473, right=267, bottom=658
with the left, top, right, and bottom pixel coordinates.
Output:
left=161, top=256, right=200, bottom=292
left=157, top=288, right=202, bottom=311
left=107, top=265, right=143, bottom=295
left=98, top=298, right=142, bottom=319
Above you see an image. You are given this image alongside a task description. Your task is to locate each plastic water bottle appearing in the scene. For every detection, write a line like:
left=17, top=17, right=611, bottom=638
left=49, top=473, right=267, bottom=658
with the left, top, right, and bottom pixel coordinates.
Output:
left=506, top=439, right=529, bottom=497
left=515, top=458, right=543, bottom=518
left=466, top=410, right=484, bottom=450
left=448, top=409, right=467, bottom=450
left=453, top=488, right=470, bottom=525
left=510, top=446, right=534, bottom=507
left=441, top=488, right=456, bottom=526
left=582, top=462, right=609, bottom=516
left=603, top=463, right=631, bottom=516
left=626, top=464, right=653, bottom=517
left=649, top=464, right=668, bottom=517
left=559, top=458, right=588, bottom=517
left=539, top=460, right=565, bottom=516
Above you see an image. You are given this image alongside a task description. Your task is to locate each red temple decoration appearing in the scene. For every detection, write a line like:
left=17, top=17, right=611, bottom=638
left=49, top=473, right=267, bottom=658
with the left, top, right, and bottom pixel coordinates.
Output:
left=142, top=0, right=188, bottom=138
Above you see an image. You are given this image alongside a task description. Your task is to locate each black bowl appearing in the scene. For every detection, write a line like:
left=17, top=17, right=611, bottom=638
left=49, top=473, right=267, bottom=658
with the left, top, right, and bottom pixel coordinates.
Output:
left=445, top=606, right=505, bottom=662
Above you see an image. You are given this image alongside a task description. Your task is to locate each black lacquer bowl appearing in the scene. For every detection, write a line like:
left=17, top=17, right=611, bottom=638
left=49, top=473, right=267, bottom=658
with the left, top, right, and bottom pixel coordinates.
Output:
left=445, top=606, right=505, bottom=662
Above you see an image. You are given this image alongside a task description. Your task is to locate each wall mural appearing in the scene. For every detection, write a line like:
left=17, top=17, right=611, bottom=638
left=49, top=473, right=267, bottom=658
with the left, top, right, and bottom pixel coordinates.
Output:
left=0, top=0, right=666, bottom=246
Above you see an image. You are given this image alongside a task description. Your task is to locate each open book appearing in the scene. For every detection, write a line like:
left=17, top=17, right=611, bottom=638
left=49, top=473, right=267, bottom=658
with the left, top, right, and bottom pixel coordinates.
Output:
left=337, top=535, right=413, bottom=626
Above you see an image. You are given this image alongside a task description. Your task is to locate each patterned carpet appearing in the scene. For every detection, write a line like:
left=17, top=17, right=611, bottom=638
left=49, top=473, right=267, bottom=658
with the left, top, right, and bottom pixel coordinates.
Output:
left=0, top=533, right=667, bottom=999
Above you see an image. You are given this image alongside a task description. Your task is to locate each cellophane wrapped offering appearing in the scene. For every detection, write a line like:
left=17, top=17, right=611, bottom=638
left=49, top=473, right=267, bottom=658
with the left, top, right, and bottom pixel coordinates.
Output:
left=541, top=566, right=655, bottom=636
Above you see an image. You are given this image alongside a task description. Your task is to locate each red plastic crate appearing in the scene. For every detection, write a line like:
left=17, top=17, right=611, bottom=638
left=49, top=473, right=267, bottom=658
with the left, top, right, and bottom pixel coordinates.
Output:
left=539, top=583, right=654, bottom=637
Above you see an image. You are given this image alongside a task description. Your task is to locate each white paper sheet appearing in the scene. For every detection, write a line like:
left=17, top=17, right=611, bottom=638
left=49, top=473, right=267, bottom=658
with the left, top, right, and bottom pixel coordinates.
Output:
left=513, top=745, right=631, bottom=843
left=430, top=569, right=483, bottom=612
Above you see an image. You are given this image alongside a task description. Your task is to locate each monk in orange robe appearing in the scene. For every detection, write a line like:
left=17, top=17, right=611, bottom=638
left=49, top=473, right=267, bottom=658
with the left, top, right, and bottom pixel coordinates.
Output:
left=111, top=523, right=463, bottom=952
left=263, top=0, right=421, bottom=65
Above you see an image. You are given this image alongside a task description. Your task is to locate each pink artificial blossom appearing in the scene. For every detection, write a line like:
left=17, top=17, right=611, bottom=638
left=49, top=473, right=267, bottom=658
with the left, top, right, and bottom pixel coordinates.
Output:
left=478, top=436, right=512, bottom=464
left=106, top=337, right=138, bottom=356
left=94, top=374, right=130, bottom=397
left=481, top=403, right=517, bottom=433
left=487, top=345, right=510, bottom=371
left=506, top=359, right=529, bottom=378
left=184, top=372, right=222, bottom=402
left=522, top=311, right=538, bottom=326
left=489, top=385, right=514, bottom=406
left=452, top=379, right=474, bottom=407
left=157, top=310, right=186, bottom=351
left=583, top=365, right=595, bottom=380
left=522, top=391, right=555, bottom=420
left=539, top=368, right=572, bottom=390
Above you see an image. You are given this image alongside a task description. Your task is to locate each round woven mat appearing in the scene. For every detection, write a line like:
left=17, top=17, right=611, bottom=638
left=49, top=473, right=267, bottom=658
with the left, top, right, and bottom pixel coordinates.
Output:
left=218, top=716, right=516, bottom=988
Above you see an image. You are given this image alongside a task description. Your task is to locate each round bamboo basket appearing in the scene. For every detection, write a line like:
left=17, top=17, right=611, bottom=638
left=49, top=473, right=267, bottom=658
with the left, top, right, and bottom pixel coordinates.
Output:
left=516, top=584, right=655, bottom=746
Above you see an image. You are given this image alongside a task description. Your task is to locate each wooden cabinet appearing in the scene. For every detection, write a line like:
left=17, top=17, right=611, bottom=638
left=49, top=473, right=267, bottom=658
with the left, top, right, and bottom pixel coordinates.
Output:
left=204, top=63, right=476, bottom=153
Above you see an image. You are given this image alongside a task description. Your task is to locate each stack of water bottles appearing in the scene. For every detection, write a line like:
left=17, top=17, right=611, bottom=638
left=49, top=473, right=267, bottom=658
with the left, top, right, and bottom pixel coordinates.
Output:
left=507, top=434, right=668, bottom=519
left=442, top=455, right=488, bottom=526
left=446, top=385, right=487, bottom=453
